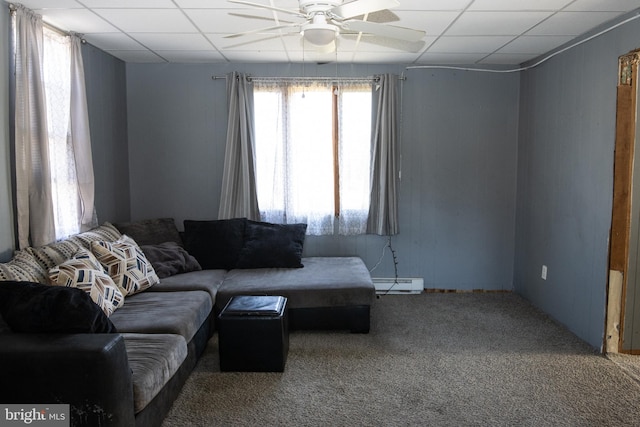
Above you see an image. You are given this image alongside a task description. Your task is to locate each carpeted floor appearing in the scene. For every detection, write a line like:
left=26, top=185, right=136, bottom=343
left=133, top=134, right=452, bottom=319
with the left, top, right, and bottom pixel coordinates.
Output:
left=162, top=293, right=640, bottom=426
left=608, top=352, right=640, bottom=385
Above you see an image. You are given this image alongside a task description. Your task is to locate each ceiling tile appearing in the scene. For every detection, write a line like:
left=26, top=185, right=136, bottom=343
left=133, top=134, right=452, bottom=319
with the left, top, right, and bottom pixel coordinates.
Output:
left=38, top=9, right=118, bottom=33
left=207, top=33, right=288, bottom=51
left=352, top=37, right=428, bottom=54
left=350, top=51, right=420, bottom=63
left=185, top=8, right=281, bottom=33
left=526, top=11, right=623, bottom=36
left=80, top=0, right=176, bottom=7
left=395, top=0, right=471, bottom=11
left=393, top=11, right=460, bottom=35
left=497, top=35, right=574, bottom=54
left=468, top=0, right=573, bottom=11
left=223, top=50, right=293, bottom=62
left=154, top=50, right=227, bottom=63
left=565, top=0, right=640, bottom=12
left=428, top=36, right=514, bottom=53
left=93, top=9, right=197, bottom=33
left=214, top=35, right=297, bottom=55
left=5, top=0, right=82, bottom=9
left=105, top=50, right=166, bottom=63
left=415, top=52, right=489, bottom=64
left=446, top=11, right=555, bottom=36
left=132, top=33, right=213, bottom=50
left=84, top=33, right=145, bottom=50
left=175, top=0, right=298, bottom=8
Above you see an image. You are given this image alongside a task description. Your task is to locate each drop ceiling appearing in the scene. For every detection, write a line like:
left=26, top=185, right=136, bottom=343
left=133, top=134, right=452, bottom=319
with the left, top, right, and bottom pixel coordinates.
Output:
left=5, top=0, right=640, bottom=65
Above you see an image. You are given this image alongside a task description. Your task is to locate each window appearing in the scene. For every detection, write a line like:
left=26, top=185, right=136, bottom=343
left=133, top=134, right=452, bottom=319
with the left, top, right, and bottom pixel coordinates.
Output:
left=42, top=27, right=80, bottom=240
left=253, top=80, right=372, bottom=235
left=11, top=5, right=95, bottom=247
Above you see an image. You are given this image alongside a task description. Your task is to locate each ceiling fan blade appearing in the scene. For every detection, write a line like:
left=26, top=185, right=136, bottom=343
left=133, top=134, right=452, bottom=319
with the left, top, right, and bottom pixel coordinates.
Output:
left=340, top=20, right=424, bottom=42
left=228, top=0, right=305, bottom=18
left=228, top=12, right=295, bottom=24
left=352, top=35, right=426, bottom=53
left=224, top=23, right=301, bottom=39
left=223, top=34, right=283, bottom=49
left=332, top=0, right=400, bottom=20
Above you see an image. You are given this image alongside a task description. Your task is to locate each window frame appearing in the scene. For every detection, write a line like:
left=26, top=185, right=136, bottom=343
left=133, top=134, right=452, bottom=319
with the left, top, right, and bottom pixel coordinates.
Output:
left=252, top=78, right=373, bottom=235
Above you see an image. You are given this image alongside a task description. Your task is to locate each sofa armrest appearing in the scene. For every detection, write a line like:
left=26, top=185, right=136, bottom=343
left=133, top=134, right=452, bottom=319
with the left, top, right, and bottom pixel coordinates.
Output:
left=0, top=333, right=135, bottom=427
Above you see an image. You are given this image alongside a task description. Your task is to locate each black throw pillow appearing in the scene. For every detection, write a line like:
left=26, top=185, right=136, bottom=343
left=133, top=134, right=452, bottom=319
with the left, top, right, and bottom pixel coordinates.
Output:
left=114, top=217, right=183, bottom=246
left=235, top=220, right=307, bottom=269
left=183, top=218, right=247, bottom=270
left=0, top=281, right=117, bottom=334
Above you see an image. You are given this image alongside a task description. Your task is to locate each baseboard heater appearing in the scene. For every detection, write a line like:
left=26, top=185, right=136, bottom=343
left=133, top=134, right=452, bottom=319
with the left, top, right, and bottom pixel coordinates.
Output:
left=372, top=278, right=424, bottom=294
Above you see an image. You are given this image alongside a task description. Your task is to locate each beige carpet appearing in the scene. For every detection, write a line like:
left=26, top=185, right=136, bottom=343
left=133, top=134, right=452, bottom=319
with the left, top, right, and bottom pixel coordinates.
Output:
left=608, top=353, right=640, bottom=385
left=162, top=293, right=640, bottom=426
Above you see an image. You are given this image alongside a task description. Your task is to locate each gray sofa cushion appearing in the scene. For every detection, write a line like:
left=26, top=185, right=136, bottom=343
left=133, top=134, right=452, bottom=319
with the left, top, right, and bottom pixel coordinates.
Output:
left=109, top=291, right=211, bottom=342
left=150, top=269, right=226, bottom=303
left=217, top=257, right=375, bottom=311
left=122, top=333, right=187, bottom=414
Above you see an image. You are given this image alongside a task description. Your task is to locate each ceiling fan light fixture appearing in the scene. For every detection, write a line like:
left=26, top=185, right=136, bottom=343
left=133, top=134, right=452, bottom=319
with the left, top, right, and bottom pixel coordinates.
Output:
left=302, top=24, right=337, bottom=46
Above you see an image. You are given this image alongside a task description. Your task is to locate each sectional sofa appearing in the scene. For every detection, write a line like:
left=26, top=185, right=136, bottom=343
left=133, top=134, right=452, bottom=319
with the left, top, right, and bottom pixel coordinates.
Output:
left=0, top=218, right=375, bottom=427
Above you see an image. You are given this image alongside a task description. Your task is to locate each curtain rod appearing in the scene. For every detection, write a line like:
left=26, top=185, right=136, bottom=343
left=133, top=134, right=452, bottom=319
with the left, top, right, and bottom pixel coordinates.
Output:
left=211, top=75, right=406, bottom=82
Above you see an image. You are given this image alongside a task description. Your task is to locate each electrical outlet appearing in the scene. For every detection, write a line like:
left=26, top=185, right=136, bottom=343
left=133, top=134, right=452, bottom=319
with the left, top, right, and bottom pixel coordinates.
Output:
left=541, top=265, right=548, bottom=280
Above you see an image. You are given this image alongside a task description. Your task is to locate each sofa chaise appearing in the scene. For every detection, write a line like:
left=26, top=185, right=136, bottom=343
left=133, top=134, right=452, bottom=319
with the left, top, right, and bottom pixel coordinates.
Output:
left=0, top=218, right=375, bottom=427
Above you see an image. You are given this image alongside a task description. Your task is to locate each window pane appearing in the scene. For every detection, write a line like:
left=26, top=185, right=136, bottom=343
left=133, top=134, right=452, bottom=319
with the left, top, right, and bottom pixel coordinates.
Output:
left=339, top=88, right=371, bottom=211
left=287, top=87, right=333, bottom=219
left=338, top=86, right=371, bottom=234
left=254, top=90, right=284, bottom=213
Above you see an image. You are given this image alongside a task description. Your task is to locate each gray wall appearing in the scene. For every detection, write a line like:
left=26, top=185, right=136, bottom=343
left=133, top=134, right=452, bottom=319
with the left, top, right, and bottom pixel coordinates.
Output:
left=125, top=63, right=519, bottom=288
left=514, top=15, right=640, bottom=349
left=82, top=43, right=130, bottom=224
left=0, top=5, right=13, bottom=261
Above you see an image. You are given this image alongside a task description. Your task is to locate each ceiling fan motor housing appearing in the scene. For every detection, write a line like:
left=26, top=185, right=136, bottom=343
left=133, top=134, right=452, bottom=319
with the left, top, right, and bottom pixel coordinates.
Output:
left=299, top=1, right=342, bottom=16
left=300, top=2, right=341, bottom=46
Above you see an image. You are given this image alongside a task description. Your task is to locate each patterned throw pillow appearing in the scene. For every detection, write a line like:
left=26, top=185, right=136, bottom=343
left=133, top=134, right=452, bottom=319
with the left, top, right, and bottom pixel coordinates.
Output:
left=69, top=222, right=122, bottom=250
left=0, top=250, right=48, bottom=284
left=91, top=235, right=159, bottom=296
left=49, top=249, right=124, bottom=317
left=28, top=239, right=81, bottom=271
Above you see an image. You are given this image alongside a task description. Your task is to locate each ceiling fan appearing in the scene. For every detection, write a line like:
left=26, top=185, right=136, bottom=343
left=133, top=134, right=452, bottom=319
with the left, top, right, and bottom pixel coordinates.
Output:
left=225, top=0, right=426, bottom=52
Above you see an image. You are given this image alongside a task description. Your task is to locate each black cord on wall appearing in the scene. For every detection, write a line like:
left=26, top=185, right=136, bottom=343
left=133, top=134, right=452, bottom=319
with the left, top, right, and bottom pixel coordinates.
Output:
left=375, top=235, right=399, bottom=298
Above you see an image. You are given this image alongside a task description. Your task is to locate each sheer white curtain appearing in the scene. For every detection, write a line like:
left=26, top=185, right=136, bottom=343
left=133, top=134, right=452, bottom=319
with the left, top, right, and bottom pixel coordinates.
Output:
left=337, top=83, right=373, bottom=235
left=68, top=33, right=98, bottom=232
left=253, top=79, right=371, bottom=235
left=13, top=5, right=96, bottom=247
left=13, top=5, right=55, bottom=248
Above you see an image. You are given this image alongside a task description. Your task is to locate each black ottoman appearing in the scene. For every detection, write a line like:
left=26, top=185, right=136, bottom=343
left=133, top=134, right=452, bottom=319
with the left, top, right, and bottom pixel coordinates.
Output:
left=218, top=295, right=289, bottom=372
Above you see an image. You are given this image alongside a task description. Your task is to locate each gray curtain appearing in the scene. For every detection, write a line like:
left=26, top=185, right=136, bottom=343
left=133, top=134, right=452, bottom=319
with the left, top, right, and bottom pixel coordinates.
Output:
left=218, top=72, right=260, bottom=220
left=367, top=74, right=399, bottom=235
left=13, top=5, right=55, bottom=248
